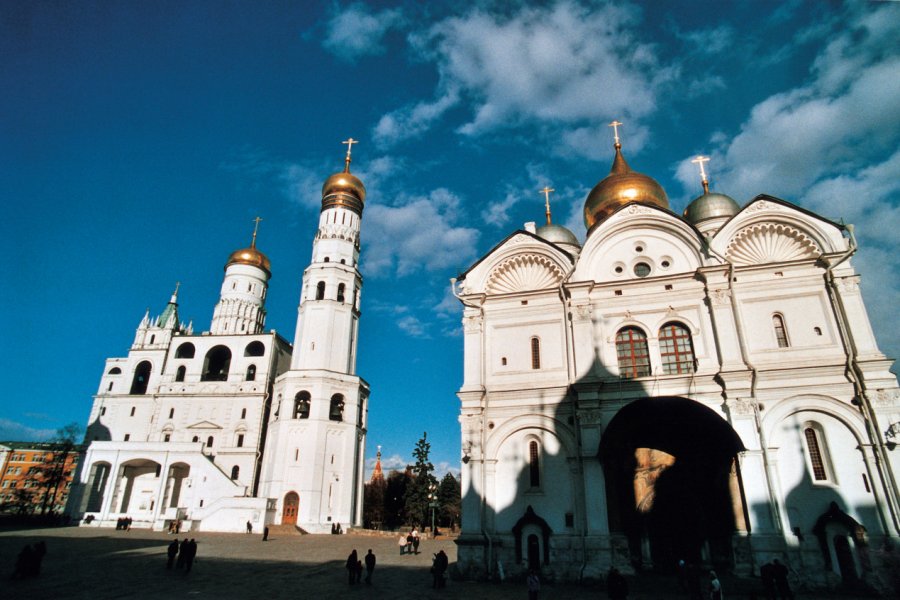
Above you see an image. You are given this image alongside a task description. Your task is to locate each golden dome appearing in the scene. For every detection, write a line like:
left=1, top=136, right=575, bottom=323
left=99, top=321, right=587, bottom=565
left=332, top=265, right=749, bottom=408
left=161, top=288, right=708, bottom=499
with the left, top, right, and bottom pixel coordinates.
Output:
left=322, top=170, right=366, bottom=204
left=583, top=145, right=669, bottom=229
left=226, top=246, right=271, bottom=276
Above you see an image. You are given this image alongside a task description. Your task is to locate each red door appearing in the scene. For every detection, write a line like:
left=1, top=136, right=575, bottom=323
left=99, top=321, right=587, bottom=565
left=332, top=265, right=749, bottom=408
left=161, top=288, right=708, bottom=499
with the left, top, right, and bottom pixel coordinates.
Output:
left=283, top=492, right=299, bottom=525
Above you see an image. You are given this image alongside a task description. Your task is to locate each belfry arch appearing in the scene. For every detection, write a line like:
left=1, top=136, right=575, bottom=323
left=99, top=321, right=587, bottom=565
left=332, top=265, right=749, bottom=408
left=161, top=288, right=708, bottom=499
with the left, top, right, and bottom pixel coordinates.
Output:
left=599, top=396, right=746, bottom=569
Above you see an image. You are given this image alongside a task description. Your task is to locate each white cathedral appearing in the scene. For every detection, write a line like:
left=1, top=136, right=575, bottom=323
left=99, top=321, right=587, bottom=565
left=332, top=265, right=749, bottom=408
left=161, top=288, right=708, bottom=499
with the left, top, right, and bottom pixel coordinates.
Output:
left=70, top=144, right=369, bottom=534
left=453, top=129, right=900, bottom=589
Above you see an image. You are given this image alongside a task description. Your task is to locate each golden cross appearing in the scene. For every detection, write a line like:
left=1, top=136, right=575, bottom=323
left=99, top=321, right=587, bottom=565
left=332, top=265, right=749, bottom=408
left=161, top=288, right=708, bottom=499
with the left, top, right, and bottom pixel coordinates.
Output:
left=609, top=120, right=623, bottom=146
left=691, top=155, right=710, bottom=193
left=540, top=186, right=555, bottom=225
left=342, top=138, right=358, bottom=159
left=251, top=216, right=263, bottom=247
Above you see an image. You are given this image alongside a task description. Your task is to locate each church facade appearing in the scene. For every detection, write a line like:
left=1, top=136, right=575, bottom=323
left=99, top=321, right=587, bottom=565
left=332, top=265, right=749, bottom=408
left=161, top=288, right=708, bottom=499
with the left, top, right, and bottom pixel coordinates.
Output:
left=453, top=134, right=900, bottom=590
left=70, top=146, right=369, bottom=534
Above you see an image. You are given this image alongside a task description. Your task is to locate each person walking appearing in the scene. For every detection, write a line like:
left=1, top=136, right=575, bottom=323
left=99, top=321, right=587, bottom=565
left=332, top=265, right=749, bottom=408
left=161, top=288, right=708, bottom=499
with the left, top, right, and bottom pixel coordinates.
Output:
left=246, top=520, right=252, bottom=534
left=526, top=569, right=540, bottom=600
left=432, top=549, right=448, bottom=588
left=262, top=526, right=269, bottom=541
left=708, top=570, right=722, bottom=600
left=412, top=529, right=421, bottom=554
left=399, top=534, right=407, bottom=555
left=176, top=538, right=188, bottom=569
left=346, top=549, right=358, bottom=584
left=184, top=539, right=197, bottom=573
left=166, top=539, right=178, bottom=569
left=406, top=531, right=414, bottom=555
left=364, top=549, right=376, bottom=584
left=772, top=559, right=793, bottom=599
left=607, top=567, right=628, bottom=599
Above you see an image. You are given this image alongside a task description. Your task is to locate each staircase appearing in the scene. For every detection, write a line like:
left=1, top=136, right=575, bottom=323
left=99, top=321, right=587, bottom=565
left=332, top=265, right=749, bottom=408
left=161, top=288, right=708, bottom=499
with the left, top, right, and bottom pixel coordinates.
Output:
left=265, top=523, right=306, bottom=536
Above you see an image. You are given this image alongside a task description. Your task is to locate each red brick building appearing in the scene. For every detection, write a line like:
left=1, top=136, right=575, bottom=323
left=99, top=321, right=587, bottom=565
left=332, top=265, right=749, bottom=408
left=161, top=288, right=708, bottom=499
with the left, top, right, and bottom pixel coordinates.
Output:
left=0, top=441, right=81, bottom=515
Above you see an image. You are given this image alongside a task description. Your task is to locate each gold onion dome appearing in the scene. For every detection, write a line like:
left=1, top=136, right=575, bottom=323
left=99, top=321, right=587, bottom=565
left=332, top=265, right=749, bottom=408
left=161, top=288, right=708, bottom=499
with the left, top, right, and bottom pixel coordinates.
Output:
left=583, top=144, right=669, bottom=229
left=226, top=245, right=271, bottom=276
left=322, top=170, right=366, bottom=204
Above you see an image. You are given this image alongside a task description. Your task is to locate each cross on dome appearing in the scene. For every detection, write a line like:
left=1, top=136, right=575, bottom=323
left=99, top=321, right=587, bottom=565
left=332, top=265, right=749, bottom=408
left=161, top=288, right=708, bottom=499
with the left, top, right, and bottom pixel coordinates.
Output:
left=609, top=120, right=623, bottom=148
left=251, top=216, right=263, bottom=248
left=691, top=155, right=711, bottom=193
left=342, top=138, right=358, bottom=172
left=540, top=186, right=555, bottom=225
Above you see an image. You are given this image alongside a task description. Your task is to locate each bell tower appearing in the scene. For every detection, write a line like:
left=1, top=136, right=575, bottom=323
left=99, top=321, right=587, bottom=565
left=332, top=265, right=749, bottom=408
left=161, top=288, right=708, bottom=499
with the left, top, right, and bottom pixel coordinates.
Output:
left=259, top=140, right=369, bottom=532
left=210, top=218, right=271, bottom=335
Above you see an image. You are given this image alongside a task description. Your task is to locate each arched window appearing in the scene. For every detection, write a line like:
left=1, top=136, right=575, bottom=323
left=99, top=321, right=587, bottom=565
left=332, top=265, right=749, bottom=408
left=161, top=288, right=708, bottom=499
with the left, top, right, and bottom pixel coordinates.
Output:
left=175, top=343, right=195, bottom=358
left=246, top=364, right=256, bottom=381
left=244, top=341, right=265, bottom=357
left=130, top=361, right=152, bottom=395
left=240, top=408, right=246, bottom=419
left=329, top=394, right=344, bottom=422
left=337, top=283, right=345, bottom=303
left=804, top=426, right=830, bottom=482
left=206, top=436, right=214, bottom=448
left=175, top=366, right=186, bottom=382
left=530, top=337, right=541, bottom=369
left=658, top=322, right=696, bottom=375
left=192, top=436, right=199, bottom=443
left=773, top=314, right=790, bottom=348
left=108, top=367, right=122, bottom=375
left=615, top=327, right=651, bottom=378
left=528, top=440, right=541, bottom=488
left=201, top=346, right=232, bottom=381
left=150, top=334, right=155, bottom=344
left=316, top=281, right=326, bottom=300
left=230, top=465, right=239, bottom=480
left=294, top=392, right=311, bottom=419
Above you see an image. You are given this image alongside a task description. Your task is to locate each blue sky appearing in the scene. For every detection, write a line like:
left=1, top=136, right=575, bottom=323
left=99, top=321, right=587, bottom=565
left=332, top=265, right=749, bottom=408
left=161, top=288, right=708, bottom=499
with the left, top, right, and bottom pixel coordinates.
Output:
left=2, top=1, right=898, bottom=477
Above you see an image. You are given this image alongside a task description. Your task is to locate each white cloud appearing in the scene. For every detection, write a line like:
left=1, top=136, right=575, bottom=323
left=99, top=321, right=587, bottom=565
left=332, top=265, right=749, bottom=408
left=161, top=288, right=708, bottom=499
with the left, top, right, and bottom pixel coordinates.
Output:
left=377, top=1, right=662, bottom=153
left=0, top=418, right=56, bottom=442
left=322, top=3, right=403, bottom=62
left=397, top=314, right=430, bottom=339
left=363, top=188, right=479, bottom=277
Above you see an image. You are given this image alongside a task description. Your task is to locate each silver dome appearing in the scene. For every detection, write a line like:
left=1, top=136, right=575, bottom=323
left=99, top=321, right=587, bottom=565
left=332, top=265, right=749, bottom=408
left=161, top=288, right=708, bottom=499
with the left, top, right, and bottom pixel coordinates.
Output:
left=536, top=223, right=581, bottom=248
left=683, top=192, right=740, bottom=224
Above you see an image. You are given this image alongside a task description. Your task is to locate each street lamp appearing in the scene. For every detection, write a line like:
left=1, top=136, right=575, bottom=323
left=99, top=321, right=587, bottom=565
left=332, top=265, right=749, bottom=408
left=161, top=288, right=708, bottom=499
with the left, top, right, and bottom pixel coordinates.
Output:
left=427, top=482, right=438, bottom=538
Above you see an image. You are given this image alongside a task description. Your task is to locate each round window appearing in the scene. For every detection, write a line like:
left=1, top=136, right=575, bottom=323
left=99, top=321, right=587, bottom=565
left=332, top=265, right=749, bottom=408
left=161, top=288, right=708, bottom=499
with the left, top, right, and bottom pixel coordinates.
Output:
left=614, top=266, right=624, bottom=274
left=661, top=260, right=670, bottom=268
left=634, top=262, right=651, bottom=278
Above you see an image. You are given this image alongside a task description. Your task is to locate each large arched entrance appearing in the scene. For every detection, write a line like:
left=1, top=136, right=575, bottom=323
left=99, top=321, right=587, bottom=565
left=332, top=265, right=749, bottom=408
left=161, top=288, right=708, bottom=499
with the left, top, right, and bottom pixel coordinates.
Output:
left=282, top=492, right=299, bottom=525
left=600, top=396, right=746, bottom=570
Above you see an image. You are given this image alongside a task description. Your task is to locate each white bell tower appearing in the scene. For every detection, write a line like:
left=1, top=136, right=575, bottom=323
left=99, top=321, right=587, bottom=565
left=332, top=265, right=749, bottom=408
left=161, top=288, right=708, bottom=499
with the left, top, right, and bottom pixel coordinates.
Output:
left=210, top=218, right=271, bottom=335
left=259, top=140, right=369, bottom=532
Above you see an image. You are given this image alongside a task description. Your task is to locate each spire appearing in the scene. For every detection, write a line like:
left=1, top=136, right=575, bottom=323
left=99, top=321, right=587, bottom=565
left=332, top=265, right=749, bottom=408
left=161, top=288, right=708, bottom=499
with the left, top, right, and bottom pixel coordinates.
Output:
left=371, top=445, right=384, bottom=483
left=608, top=120, right=631, bottom=175
left=540, top=186, right=555, bottom=225
left=169, top=281, right=180, bottom=304
left=691, top=155, right=711, bottom=194
left=158, top=283, right=180, bottom=329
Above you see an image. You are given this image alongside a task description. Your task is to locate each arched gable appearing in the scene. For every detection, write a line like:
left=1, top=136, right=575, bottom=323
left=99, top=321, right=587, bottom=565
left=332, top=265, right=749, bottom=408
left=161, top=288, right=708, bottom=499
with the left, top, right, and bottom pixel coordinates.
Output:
left=762, top=394, right=867, bottom=447
left=711, top=196, right=847, bottom=263
left=460, top=231, right=573, bottom=296
left=484, top=413, right=576, bottom=461
left=574, top=204, right=706, bottom=283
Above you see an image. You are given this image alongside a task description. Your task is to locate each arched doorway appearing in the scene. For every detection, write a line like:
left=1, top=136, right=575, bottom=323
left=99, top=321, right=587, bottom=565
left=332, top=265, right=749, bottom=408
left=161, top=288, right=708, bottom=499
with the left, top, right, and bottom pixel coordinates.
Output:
left=600, top=396, right=746, bottom=570
left=283, top=492, right=299, bottom=525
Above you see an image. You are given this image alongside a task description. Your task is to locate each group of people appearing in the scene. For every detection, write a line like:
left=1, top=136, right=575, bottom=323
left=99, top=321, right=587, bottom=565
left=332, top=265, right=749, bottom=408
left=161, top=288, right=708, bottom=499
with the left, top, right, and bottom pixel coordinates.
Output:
left=330, top=522, right=343, bottom=534
left=11, top=541, right=46, bottom=580
left=115, top=516, right=132, bottom=530
left=398, top=528, right=420, bottom=555
left=345, top=549, right=376, bottom=584
left=167, top=519, right=183, bottom=534
left=166, top=538, right=198, bottom=572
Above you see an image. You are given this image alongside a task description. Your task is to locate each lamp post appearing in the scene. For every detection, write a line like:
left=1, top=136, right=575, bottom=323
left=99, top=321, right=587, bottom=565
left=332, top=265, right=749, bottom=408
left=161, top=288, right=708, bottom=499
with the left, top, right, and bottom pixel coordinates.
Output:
left=427, top=483, right=438, bottom=538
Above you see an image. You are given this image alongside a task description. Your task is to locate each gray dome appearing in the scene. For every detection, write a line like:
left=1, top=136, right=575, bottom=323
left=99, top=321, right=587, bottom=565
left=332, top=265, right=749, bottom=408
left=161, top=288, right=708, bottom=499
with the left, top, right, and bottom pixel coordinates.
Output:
left=536, top=223, right=581, bottom=248
left=683, top=191, right=740, bottom=224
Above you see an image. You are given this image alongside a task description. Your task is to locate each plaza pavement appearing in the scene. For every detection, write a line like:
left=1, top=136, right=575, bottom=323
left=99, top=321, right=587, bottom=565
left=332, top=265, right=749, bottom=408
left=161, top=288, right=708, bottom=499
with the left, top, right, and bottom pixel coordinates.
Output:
left=0, top=526, right=883, bottom=599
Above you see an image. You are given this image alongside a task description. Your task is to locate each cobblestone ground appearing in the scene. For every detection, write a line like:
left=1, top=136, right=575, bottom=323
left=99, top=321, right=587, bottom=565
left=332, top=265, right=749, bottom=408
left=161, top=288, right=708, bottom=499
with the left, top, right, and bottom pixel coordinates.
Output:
left=0, top=526, right=882, bottom=599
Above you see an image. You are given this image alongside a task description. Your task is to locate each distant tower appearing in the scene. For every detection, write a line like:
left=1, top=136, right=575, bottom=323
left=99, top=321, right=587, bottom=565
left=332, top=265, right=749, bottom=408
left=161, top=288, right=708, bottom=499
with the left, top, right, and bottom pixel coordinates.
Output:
left=370, top=446, right=384, bottom=485
left=259, top=140, right=370, bottom=532
left=132, top=284, right=188, bottom=350
left=210, top=218, right=271, bottom=335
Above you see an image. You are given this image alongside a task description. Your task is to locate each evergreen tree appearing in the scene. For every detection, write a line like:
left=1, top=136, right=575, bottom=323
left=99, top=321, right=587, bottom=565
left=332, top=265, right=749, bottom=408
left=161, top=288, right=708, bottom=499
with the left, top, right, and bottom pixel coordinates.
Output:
left=437, top=472, right=461, bottom=529
left=404, top=432, right=437, bottom=527
left=363, top=477, right=386, bottom=529
left=384, top=468, right=412, bottom=529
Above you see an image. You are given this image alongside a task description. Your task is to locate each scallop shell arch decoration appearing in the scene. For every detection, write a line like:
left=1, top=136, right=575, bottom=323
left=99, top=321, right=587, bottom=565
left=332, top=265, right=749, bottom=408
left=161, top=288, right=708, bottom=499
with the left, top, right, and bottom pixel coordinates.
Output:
left=725, top=222, right=820, bottom=265
left=486, top=254, right=565, bottom=294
